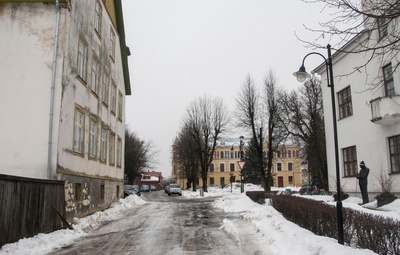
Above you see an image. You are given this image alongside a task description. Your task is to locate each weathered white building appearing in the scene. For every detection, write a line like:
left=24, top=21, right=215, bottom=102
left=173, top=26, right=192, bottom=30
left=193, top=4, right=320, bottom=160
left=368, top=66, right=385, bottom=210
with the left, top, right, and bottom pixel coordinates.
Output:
left=0, top=0, right=131, bottom=220
left=315, top=16, right=400, bottom=199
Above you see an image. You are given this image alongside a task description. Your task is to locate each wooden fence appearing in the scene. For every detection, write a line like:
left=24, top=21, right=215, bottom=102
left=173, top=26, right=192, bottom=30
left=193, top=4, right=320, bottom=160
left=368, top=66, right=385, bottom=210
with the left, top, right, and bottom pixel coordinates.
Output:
left=0, top=174, right=66, bottom=247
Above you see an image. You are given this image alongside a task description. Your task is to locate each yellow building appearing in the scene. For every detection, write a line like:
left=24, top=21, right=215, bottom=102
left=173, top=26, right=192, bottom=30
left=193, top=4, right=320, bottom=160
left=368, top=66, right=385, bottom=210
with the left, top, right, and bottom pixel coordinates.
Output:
left=172, top=137, right=302, bottom=189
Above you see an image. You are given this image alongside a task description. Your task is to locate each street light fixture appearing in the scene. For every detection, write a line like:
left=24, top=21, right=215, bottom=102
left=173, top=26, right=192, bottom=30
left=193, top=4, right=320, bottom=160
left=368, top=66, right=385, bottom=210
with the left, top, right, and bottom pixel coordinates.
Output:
left=293, top=44, right=344, bottom=245
left=239, top=136, right=244, bottom=193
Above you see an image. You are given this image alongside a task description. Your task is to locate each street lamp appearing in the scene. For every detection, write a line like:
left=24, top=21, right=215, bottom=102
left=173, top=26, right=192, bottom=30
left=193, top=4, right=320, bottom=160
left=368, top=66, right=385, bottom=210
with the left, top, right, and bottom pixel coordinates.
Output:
left=239, top=136, right=244, bottom=193
left=293, top=44, right=344, bottom=245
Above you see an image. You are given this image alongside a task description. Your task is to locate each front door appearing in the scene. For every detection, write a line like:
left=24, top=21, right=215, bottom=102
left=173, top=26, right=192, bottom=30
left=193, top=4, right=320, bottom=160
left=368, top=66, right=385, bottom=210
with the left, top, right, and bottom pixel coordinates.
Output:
left=278, top=177, right=284, bottom=187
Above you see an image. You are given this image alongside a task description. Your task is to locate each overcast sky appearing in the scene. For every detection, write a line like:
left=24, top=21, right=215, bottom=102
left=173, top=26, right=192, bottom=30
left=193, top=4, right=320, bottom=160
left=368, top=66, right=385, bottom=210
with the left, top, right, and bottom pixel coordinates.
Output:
left=122, top=0, right=333, bottom=178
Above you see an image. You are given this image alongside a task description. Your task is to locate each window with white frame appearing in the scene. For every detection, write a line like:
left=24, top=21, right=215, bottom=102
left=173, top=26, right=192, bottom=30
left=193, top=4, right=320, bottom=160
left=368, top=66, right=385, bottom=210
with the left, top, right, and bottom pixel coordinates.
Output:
left=277, top=162, right=282, bottom=171
left=383, top=64, right=395, bottom=97
left=102, top=71, right=109, bottom=106
left=73, top=106, right=85, bottom=154
left=94, top=0, right=102, bottom=36
left=389, top=135, right=400, bottom=173
left=343, top=146, right=357, bottom=177
left=110, top=28, right=116, bottom=61
left=111, top=82, right=117, bottom=115
left=117, top=136, right=122, bottom=167
left=210, top=177, right=214, bottom=185
left=118, top=91, right=123, bottom=120
left=100, top=126, right=107, bottom=162
left=288, top=162, right=293, bottom=171
left=91, top=55, right=100, bottom=96
left=89, top=117, right=98, bottom=159
left=220, top=163, right=225, bottom=172
left=109, top=131, right=115, bottom=165
left=230, top=163, right=235, bottom=172
left=378, top=17, right=388, bottom=40
left=338, top=86, right=353, bottom=119
left=209, top=164, right=214, bottom=172
left=77, top=37, right=88, bottom=82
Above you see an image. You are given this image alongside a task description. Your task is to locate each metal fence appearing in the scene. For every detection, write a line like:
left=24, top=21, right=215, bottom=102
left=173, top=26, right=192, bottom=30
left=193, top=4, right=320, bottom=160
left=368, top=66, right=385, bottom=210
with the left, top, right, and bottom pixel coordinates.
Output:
left=0, top=174, right=66, bottom=247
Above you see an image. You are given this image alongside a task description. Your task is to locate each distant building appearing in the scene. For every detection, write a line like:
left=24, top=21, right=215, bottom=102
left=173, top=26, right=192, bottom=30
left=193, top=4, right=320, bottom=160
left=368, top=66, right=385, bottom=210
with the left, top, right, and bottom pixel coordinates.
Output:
left=315, top=17, right=400, bottom=198
left=0, top=0, right=131, bottom=220
left=171, top=137, right=302, bottom=189
left=135, top=170, right=163, bottom=191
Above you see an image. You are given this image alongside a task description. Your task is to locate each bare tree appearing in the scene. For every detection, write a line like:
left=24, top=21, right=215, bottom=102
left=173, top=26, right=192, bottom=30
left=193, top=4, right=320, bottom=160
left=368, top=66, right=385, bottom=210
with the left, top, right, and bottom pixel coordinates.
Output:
left=280, top=76, right=328, bottom=190
left=299, top=0, right=400, bottom=88
left=183, top=95, right=230, bottom=192
left=124, top=127, right=159, bottom=184
left=173, top=125, right=200, bottom=191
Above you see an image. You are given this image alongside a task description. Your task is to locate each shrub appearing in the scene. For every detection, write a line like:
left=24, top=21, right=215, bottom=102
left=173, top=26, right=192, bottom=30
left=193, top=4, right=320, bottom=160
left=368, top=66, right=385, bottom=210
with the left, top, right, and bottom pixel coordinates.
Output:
left=245, top=191, right=267, bottom=204
left=270, top=195, right=400, bottom=255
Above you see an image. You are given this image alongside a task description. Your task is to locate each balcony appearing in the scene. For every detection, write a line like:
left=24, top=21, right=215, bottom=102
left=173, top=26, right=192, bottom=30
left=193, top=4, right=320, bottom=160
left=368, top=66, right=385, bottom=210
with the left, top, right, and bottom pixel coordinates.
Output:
left=370, top=95, right=400, bottom=125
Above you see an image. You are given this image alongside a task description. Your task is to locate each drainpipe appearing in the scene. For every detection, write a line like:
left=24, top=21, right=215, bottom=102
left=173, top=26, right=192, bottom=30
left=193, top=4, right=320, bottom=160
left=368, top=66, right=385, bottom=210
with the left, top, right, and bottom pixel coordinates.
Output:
left=47, top=0, right=60, bottom=180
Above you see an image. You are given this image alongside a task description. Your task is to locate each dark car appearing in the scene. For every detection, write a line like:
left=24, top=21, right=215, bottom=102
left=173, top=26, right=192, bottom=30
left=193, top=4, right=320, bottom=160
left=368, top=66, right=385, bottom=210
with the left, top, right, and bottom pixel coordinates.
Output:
left=299, top=184, right=315, bottom=194
left=124, top=185, right=141, bottom=197
left=140, top=185, right=150, bottom=192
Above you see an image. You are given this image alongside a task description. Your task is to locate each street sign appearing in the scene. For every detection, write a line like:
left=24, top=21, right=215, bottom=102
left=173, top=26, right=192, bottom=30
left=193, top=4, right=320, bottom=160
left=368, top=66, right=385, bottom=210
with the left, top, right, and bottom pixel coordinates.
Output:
left=237, top=161, right=245, bottom=170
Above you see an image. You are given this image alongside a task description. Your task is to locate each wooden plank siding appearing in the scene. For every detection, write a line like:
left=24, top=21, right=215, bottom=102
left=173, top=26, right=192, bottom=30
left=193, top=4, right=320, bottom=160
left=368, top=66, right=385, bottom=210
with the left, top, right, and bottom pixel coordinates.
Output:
left=0, top=174, right=66, bottom=247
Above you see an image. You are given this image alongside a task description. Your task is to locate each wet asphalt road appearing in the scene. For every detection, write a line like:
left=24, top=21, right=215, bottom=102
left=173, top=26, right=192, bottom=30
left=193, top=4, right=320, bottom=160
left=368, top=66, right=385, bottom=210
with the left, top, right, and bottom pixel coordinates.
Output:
left=47, top=191, right=265, bottom=255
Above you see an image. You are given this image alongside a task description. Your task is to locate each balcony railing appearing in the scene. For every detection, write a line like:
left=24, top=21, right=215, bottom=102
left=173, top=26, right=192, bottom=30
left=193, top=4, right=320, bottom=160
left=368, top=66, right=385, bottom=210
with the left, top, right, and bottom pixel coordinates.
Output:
left=370, top=95, right=400, bottom=125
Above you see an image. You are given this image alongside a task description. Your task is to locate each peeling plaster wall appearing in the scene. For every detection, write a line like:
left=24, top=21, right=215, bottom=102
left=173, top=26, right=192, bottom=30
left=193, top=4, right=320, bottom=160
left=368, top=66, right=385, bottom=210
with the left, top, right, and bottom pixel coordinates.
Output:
left=0, top=3, right=68, bottom=179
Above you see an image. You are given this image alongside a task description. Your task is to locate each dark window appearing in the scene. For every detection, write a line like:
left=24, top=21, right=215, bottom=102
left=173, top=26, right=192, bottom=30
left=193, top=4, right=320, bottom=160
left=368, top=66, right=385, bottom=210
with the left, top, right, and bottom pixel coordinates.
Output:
left=100, top=185, right=105, bottom=200
left=343, top=146, right=357, bottom=177
left=288, top=176, right=293, bottom=184
left=220, top=163, right=225, bottom=172
left=338, top=86, right=353, bottom=119
left=288, top=162, right=293, bottom=171
left=220, top=177, right=225, bottom=186
left=230, top=163, right=235, bottom=172
left=277, top=163, right=282, bottom=171
left=383, top=64, right=395, bottom=97
left=378, top=17, right=388, bottom=40
left=389, top=135, right=400, bottom=173
left=75, top=183, right=82, bottom=201
left=209, top=163, right=214, bottom=172
left=210, top=177, right=214, bottom=185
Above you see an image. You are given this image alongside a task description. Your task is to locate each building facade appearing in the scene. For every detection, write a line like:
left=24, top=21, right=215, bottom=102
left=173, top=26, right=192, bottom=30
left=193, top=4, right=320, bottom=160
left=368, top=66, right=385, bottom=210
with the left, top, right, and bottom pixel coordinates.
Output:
left=172, top=138, right=302, bottom=189
left=315, top=16, right=400, bottom=199
left=0, top=0, right=131, bottom=220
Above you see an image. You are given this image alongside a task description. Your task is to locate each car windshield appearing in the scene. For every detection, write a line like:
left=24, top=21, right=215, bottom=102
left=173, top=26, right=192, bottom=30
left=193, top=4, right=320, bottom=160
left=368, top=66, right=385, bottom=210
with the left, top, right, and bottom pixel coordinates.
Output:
left=170, top=184, right=180, bottom=188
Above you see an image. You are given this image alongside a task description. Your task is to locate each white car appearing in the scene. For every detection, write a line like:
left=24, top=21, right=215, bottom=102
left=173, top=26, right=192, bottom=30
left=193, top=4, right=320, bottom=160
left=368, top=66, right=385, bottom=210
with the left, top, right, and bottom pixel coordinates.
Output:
left=168, top=183, right=182, bottom=196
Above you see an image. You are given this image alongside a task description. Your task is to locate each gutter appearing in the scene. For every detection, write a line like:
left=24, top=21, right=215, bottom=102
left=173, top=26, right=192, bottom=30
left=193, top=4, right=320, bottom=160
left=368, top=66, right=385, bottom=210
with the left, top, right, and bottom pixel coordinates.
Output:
left=47, top=0, right=60, bottom=180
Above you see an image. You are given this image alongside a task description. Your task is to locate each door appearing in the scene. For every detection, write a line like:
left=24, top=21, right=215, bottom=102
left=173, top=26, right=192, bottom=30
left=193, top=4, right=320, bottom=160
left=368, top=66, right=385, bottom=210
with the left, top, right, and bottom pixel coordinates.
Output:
left=278, top=177, right=284, bottom=187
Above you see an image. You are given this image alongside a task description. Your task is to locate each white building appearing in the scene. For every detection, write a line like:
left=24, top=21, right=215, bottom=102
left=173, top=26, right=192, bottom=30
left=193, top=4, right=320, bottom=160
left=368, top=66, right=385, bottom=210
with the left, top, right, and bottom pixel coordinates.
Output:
left=0, top=0, right=131, bottom=220
left=315, top=16, right=400, bottom=199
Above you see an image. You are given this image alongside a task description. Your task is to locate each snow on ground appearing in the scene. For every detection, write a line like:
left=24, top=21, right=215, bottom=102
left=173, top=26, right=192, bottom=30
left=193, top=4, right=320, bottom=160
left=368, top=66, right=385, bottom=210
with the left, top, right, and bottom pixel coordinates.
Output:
left=1, top=184, right=399, bottom=255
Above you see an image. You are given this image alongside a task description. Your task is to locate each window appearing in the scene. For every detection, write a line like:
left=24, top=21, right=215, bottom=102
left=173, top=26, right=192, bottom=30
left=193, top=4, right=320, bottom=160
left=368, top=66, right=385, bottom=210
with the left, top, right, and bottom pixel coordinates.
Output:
left=288, top=176, right=293, bottom=184
left=338, top=86, right=353, bottom=119
left=102, top=71, right=109, bottom=106
left=230, top=150, right=234, bottom=158
left=94, top=0, right=102, bottom=36
left=117, top=136, right=122, bottom=167
left=111, top=82, right=117, bottom=114
left=383, top=64, right=395, bottom=97
left=343, top=146, right=357, bottom=177
left=210, top=177, right=214, bottom=185
left=220, top=163, right=225, bottom=172
left=277, top=162, right=282, bottom=171
left=287, top=150, right=291, bottom=158
left=73, top=106, right=85, bottom=154
left=77, top=36, right=88, bottom=82
left=220, top=151, right=224, bottom=159
left=288, top=162, right=293, bottom=171
left=378, top=17, right=388, bottom=40
left=89, top=117, right=98, bottom=159
left=110, top=28, right=116, bottom=61
left=224, top=151, right=229, bottom=159
left=209, top=164, right=214, bottom=172
left=100, top=126, right=107, bottom=162
left=389, top=135, right=400, bottom=173
left=109, top=131, right=115, bottom=165
left=100, top=184, right=105, bottom=200
left=116, top=185, right=120, bottom=198
left=277, top=151, right=281, bottom=158
left=220, top=177, right=225, bottom=186
left=230, top=163, right=235, bottom=172
left=118, top=91, right=123, bottom=120
left=91, top=55, right=100, bottom=96
left=75, top=183, right=82, bottom=201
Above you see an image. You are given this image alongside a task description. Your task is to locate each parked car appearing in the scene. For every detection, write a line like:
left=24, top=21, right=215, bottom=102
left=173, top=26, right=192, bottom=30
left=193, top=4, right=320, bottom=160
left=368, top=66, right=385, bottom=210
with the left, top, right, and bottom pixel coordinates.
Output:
left=140, top=185, right=150, bottom=192
left=168, top=183, right=182, bottom=196
left=299, top=184, right=315, bottom=194
left=150, top=185, right=157, bottom=191
left=124, top=185, right=141, bottom=197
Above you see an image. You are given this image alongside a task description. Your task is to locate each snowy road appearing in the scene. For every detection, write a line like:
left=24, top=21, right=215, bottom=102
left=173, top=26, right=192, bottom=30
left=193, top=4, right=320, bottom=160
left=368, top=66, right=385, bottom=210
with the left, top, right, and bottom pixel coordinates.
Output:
left=46, top=191, right=266, bottom=255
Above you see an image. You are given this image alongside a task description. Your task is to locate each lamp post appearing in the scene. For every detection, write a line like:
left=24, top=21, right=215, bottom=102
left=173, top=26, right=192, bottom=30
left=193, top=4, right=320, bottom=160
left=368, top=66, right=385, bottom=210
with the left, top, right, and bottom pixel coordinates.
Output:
left=293, top=44, right=344, bottom=245
left=239, top=135, right=244, bottom=193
